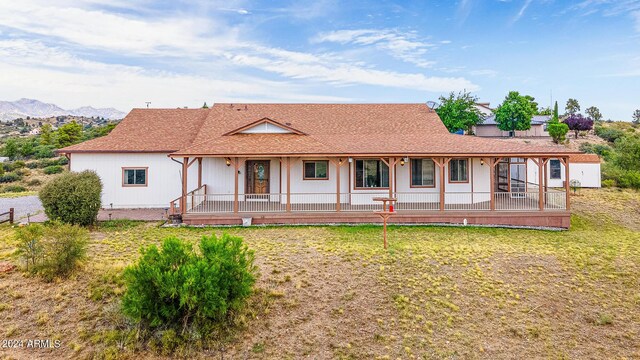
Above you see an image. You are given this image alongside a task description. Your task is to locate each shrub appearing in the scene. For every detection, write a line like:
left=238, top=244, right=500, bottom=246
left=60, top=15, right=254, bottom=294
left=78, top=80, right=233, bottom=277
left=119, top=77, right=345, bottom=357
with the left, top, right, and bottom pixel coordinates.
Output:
left=122, top=234, right=256, bottom=336
left=548, top=122, right=569, bottom=144
left=14, top=168, right=29, bottom=176
left=15, top=222, right=88, bottom=280
left=2, top=185, right=27, bottom=193
left=0, top=172, right=20, bottom=183
left=43, top=165, right=63, bottom=174
left=579, top=143, right=613, bottom=160
left=13, top=160, right=25, bottom=169
left=39, top=170, right=102, bottom=226
left=602, top=179, right=616, bottom=188
left=27, top=178, right=42, bottom=186
left=33, top=145, right=56, bottom=159
left=15, top=224, right=45, bottom=271
left=37, top=222, right=89, bottom=281
left=26, top=162, right=39, bottom=169
left=57, top=156, right=69, bottom=165
left=618, top=171, right=640, bottom=189
left=595, top=126, right=625, bottom=142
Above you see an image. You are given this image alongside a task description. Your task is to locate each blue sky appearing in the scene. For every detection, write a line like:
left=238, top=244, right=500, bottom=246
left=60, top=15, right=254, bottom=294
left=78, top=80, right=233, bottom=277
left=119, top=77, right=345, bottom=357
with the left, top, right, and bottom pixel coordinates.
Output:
left=0, top=0, right=638, bottom=120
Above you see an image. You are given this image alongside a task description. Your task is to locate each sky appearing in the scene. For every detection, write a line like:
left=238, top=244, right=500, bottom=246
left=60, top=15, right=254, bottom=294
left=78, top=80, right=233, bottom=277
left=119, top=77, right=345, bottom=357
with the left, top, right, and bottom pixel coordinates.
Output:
left=0, top=0, right=638, bottom=120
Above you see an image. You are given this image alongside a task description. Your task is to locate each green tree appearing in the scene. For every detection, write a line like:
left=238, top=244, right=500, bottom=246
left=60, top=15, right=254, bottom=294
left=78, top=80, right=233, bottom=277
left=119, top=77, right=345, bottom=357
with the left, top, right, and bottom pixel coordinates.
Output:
left=537, top=106, right=552, bottom=115
left=552, top=101, right=559, bottom=123
left=3, top=139, right=19, bottom=159
left=55, top=121, right=83, bottom=148
left=435, top=91, right=482, bottom=133
left=633, top=109, right=640, bottom=125
left=548, top=122, right=569, bottom=144
left=202, top=102, right=209, bottom=109
left=565, top=98, right=580, bottom=115
left=40, top=124, right=53, bottom=145
left=614, top=135, right=640, bottom=171
left=494, top=91, right=536, bottom=135
left=585, top=106, right=603, bottom=122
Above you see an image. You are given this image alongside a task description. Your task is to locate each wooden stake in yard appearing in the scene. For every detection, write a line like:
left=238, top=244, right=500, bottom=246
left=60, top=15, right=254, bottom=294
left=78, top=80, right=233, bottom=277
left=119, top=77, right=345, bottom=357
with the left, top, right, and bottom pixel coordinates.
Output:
left=373, top=197, right=397, bottom=249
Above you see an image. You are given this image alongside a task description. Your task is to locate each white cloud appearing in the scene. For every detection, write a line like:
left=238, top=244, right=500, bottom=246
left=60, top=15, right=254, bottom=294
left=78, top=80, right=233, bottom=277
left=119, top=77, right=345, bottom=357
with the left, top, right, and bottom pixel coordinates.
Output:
left=0, top=0, right=480, bottom=107
left=0, top=39, right=351, bottom=110
left=313, top=29, right=438, bottom=68
left=511, top=0, right=534, bottom=24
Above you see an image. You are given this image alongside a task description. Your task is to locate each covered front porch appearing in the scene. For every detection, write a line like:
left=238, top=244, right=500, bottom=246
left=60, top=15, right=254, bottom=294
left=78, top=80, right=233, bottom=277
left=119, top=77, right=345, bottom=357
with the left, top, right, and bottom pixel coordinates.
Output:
left=169, top=155, right=571, bottom=228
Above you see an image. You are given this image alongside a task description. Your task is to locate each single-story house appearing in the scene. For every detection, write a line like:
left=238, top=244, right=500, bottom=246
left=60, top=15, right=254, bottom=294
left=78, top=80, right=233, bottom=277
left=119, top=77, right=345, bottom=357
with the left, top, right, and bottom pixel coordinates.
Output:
left=475, top=115, right=552, bottom=138
left=59, top=103, right=580, bottom=228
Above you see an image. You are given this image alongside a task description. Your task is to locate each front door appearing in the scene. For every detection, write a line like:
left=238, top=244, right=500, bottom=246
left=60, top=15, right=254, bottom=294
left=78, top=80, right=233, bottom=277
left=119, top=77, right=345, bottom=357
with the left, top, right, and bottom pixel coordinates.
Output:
left=246, top=160, right=270, bottom=195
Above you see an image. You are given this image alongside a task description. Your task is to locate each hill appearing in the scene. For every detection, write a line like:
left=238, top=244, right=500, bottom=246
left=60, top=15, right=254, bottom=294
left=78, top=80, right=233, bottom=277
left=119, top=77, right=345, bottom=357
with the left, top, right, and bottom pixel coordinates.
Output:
left=0, top=98, right=125, bottom=121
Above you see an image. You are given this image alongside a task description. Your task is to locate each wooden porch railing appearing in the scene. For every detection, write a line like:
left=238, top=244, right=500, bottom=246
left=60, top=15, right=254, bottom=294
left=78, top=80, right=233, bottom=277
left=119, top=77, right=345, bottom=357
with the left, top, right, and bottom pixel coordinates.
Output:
left=181, top=190, right=567, bottom=214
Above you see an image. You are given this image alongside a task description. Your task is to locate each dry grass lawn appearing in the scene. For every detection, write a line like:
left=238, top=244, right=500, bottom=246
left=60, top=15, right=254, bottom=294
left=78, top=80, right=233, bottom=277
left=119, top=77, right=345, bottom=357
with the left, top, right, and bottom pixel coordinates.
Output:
left=0, top=189, right=639, bottom=359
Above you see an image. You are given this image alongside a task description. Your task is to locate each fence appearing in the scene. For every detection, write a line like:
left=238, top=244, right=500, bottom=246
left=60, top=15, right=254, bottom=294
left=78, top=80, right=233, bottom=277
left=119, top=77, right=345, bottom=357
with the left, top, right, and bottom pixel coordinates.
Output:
left=0, top=208, right=14, bottom=224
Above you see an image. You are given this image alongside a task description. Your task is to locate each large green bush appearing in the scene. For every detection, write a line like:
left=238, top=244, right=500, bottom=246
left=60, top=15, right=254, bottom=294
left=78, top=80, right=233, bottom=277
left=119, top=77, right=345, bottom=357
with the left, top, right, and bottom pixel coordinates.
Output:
left=122, top=234, right=256, bottom=335
left=548, top=122, right=569, bottom=144
left=39, top=170, right=102, bottom=226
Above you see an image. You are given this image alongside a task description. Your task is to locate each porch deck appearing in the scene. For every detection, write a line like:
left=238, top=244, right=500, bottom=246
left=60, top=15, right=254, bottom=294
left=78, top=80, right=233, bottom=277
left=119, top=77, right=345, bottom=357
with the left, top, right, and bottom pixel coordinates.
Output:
left=179, top=189, right=570, bottom=228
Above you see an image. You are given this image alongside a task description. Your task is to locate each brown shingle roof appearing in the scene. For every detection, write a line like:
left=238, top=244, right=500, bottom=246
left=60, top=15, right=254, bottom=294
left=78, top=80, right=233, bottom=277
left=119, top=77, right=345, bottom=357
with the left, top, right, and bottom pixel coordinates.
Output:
left=59, top=108, right=209, bottom=153
left=569, top=153, right=600, bottom=163
left=60, top=103, right=579, bottom=157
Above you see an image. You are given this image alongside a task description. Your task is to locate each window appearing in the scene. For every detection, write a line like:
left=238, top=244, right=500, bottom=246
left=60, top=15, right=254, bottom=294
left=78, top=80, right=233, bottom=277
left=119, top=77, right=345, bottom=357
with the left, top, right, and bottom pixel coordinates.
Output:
left=449, top=159, right=469, bottom=182
left=355, top=159, right=389, bottom=188
left=411, top=158, right=435, bottom=187
left=123, top=168, right=147, bottom=186
left=549, top=159, right=561, bottom=179
left=303, top=160, right=328, bottom=180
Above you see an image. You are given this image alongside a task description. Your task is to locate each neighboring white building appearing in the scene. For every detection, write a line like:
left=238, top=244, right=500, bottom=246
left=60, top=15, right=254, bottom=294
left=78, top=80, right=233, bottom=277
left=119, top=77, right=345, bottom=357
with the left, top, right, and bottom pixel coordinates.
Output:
left=526, top=153, right=601, bottom=189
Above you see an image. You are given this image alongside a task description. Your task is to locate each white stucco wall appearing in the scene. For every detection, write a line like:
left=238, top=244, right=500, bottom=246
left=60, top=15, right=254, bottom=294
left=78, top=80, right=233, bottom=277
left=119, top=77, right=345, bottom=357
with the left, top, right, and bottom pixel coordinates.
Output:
left=71, top=154, right=501, bottom=208
left=70, top=153, right=197, bottom=208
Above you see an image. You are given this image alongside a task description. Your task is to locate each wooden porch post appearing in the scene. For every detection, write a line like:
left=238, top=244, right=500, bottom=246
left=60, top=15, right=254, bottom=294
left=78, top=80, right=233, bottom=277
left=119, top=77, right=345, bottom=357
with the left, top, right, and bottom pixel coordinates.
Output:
left=286, top=157, right=291, bottom=212
left=334, top=158, right=342, bottom=211
left=535, top=158, right=544, bottom=211
left=197, top=157, right=202, bottom=188
left=563, top=156, right=571, bottom=210
left=433, top=157, right=449, bottom=212
left=233, top=157, right=239, bottom=213
left=181, top=157, right=188, bottom=215
left=489, top=157, right=496, bottom=211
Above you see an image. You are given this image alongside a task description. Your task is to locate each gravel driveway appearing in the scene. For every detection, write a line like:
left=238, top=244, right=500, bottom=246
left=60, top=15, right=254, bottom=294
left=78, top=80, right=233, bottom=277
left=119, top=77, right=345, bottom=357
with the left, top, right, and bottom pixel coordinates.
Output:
left=0, top=195, right=45, bottom=222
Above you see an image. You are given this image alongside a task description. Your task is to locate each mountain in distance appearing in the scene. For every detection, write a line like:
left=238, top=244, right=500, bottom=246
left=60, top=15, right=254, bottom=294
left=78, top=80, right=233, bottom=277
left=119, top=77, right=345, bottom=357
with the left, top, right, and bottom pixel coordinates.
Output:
left=0, top=98, right=126, bottom=121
